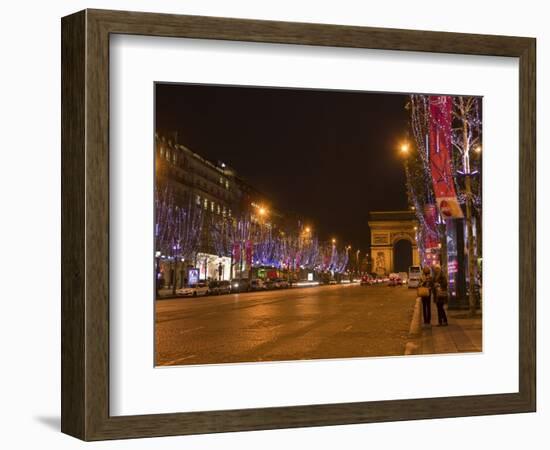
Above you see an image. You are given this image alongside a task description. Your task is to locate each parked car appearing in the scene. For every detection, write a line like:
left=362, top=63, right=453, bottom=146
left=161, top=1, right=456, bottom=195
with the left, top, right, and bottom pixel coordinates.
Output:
left=209, top=280, right=231, bottom=295
left=264, top=279, right=276, bottom=290
left=275, top=278, right=290, bottom=289
left=176, top=281, right=209, bottom=297
left=231, top=278, right=251, bottom=293
left=360, top=274, right=373, bottom=285
left=250, top=279, right=267, bottom=291
left=398, top=272, right=408, bottom=285
left=408, top=265, right=422, bottom=288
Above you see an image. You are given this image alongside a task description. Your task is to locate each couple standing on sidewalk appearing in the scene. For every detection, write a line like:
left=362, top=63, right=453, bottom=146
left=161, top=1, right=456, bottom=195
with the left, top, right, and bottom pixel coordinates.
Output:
left=418, top=265, right=448, bottom=327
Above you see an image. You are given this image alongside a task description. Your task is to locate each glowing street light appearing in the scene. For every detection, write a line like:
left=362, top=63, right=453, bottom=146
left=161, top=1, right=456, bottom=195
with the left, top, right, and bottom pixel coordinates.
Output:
left=331, top=238, right=336, bottom=245
left=474, top=145, right=482, bottom=154
left=258, top=206, right=267, bottom=216
left=400, top=142, right=410, bottom=155
left=305, top=226, right=311, bottom=234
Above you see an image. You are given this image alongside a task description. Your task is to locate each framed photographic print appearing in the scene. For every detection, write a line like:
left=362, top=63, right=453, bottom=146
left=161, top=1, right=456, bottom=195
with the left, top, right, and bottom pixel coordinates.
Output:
left=61, top=9, right=536, bottom=441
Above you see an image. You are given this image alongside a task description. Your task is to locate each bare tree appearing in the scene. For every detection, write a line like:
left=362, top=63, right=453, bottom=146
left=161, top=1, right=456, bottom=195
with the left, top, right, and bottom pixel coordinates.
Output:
left=154, top=188, right=203, bottom=294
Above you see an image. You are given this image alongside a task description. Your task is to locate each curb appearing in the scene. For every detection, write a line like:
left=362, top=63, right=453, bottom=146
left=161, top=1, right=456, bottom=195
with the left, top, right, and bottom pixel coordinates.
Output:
left=404, top=297, right=423, bottom=355
left=156, top=281, right=357, bottom=300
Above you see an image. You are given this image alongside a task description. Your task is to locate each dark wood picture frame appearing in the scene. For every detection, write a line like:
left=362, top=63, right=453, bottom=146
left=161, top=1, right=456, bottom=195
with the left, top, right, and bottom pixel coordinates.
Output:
left=61, top=9, right=536, bottom=441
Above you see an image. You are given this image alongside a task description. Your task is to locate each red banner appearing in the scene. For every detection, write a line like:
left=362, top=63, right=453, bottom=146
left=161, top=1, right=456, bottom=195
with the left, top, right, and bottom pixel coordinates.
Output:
left=429, top=96, right=463, bottom=219
left=233, top=243, right=241, bottom=263
left=245, top=240, right=253, bottom=267
left=423, top=204, right=439, bottom=249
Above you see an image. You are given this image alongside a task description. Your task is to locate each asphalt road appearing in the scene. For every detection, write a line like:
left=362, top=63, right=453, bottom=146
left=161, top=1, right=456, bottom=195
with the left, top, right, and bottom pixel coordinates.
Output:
left=155, top=283, right=417, bottom=366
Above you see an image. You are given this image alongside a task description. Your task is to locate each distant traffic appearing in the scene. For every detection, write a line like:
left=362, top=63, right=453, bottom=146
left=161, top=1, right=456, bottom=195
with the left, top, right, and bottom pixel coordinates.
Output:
left=168, top=267, right=422, bottom=298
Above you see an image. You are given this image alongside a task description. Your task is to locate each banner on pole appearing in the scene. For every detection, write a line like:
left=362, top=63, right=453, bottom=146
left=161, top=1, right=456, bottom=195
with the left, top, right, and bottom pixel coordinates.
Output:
left=423, top=204, right=439, bottom=250
left=245, top=240, right=253, bottom=267
left=233, top=243, right=241, bottom=263
left=429, top=96, right=463, bottom=219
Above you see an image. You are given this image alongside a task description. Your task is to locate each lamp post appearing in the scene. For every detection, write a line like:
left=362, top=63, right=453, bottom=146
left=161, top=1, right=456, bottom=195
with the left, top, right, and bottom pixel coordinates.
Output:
left=462, top=141, right=481, bottom=316
left=155, top=250, right=161, bottom=297
left=257, top=205, right=269, bottom=280
left=456, top=96, right=480, bottom=316
left=346, top=245, right=352, bottom=280
left=171, top=245, right=178, bottom=295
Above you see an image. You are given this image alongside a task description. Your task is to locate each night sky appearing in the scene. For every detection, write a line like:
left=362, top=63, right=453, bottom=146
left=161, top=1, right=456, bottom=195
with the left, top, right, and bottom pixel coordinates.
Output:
left=155, top=83, right=410, bottom=253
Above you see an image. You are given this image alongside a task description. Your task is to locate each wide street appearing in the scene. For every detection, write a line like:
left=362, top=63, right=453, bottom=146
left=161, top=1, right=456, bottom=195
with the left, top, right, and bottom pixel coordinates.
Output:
left=155, top=283, right=417, bottom=366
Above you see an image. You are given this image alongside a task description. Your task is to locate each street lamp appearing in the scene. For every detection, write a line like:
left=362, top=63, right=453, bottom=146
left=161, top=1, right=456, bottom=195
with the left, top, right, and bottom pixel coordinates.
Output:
left=331, top=238, right=336, bottom=244
left=155, top=250, right=161, bottom=297
left=400, top=142, right=410, bottom=156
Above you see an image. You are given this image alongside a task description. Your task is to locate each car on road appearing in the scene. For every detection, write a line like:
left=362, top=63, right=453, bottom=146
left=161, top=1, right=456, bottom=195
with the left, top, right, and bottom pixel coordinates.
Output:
left=275, top=278, right=290, bottom=289
left=398, top=272, right=408, bottom=285
left=250, top=279, right=267, bottom=291
left=360, top=274, right=374, bottom=285
left=209, top=280, right=231, bottom=295
left=388, top=273, right=402, bottom=287
left=176, top=282, right=210, bottom=297
left=408, top=265, right=422, bottom=288
left=231, top=278, right=251, bottom=293
left=371, top=274, right=386, bottom=284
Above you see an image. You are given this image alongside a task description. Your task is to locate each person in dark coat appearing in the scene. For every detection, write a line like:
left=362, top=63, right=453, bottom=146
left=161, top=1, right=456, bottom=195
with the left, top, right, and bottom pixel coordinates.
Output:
left=419, top=266, right=432, bottom=326
left=432, top=265, right=449, bottom=326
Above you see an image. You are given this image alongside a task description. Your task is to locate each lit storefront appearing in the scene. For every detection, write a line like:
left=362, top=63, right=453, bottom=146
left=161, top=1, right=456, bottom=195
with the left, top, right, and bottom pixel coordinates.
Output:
left=196, top=253, right=231, bottom=281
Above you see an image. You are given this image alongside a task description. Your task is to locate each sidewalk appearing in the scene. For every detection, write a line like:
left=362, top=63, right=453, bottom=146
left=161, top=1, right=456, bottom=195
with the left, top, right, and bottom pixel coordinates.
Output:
left=405, top=298, right=482, bottom=355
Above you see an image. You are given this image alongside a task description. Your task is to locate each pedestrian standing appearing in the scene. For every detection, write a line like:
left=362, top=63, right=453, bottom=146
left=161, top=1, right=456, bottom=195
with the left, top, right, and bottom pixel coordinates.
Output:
left=418, top=266, right=432, bottom=326
left=432, top=265, right=449, bottom=326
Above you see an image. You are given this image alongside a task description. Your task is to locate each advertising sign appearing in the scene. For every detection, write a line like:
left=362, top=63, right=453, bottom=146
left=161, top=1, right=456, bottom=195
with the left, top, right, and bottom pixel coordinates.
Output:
left=429, top=95, right=463, bottom=219
left=423, top=204, right=440, bottom=250
left=187, top=268, right=199, bottom=286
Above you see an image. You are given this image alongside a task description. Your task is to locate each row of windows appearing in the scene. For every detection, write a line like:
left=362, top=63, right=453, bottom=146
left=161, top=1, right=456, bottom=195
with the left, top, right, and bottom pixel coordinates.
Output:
left=159, top=145, right=179, bottom=165
left=159, top=146, right=232, bottom=194
left=195, top=172, right=230, bottom=191
left=218, top=176, right=229, bottom=190
left=196, top=195, right=232, bottom=217
left=195, top=179, right=231, bottom=200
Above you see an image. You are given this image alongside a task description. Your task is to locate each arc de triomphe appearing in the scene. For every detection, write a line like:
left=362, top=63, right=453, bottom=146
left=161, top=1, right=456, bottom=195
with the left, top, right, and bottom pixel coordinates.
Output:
left=368, top=210, right=420, bottom=275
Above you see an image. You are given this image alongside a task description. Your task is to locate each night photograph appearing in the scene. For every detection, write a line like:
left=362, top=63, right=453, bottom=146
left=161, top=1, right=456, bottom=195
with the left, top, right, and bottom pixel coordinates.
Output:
left=153, top=83, right=483, bottom=366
